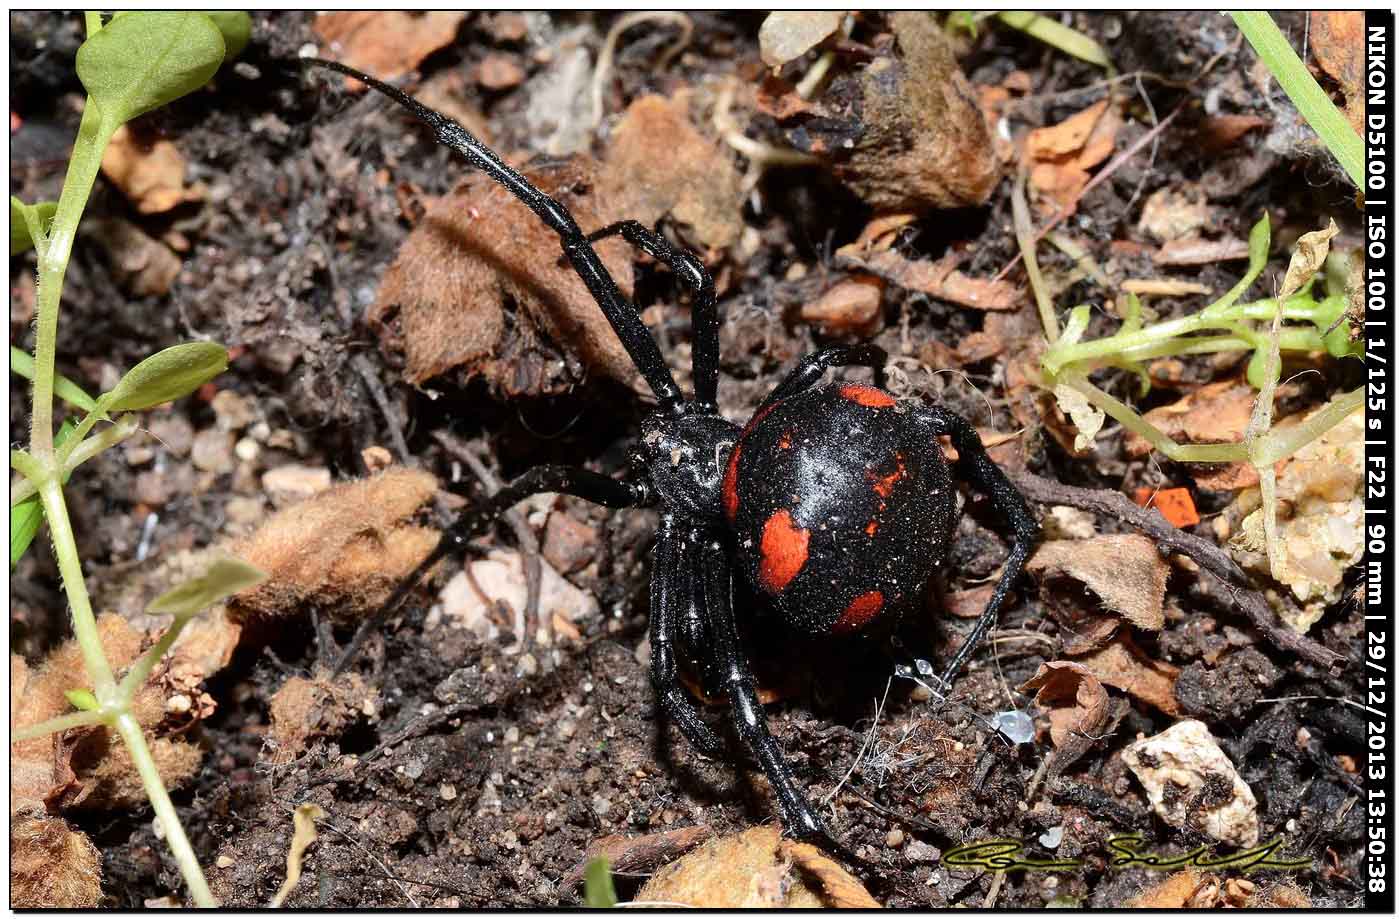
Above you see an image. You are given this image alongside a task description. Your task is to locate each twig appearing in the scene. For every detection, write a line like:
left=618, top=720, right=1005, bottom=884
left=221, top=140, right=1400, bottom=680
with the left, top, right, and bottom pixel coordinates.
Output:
left=432, top=432, right=546, bottom=658
left=352, top=353, right=412, bottom=465
left=1008, top=471, right=1345, bottom=671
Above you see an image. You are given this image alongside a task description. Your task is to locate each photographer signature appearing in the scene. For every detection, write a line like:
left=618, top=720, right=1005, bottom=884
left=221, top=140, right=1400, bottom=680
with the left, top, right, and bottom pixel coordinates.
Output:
left=943, top=834, right=1312, bottom=874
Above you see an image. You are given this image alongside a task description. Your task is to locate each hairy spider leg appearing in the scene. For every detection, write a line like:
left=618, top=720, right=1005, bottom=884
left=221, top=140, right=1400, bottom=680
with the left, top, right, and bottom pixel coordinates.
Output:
left=651, top=515, right=725, bottom=756
left=332, top=466, right=648, bottom=675
left=583, top=221, right=719, bottom=413
left=301, top=58, right=686, bottom=412
left=918, top=406, right=1040, bottom=691
left=757, top=344, right=889, bottom=411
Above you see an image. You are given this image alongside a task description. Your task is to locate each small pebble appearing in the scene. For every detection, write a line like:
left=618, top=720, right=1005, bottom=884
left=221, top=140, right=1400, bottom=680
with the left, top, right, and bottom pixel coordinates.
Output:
left=261, top=464, right=332, bottom=502
left=216, top=855, right=235, bottom=869
left=440, top=783, right=458, bottom=801
left=190, top=428, right=234, bottom=474
left=885, top=828, right=905, bottom=848
left=234, top=437, right=259, bottom=463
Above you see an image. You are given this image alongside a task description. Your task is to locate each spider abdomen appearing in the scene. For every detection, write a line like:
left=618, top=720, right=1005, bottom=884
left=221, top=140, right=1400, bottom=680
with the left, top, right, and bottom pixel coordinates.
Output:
left=723, top=383, right=956, bottom=637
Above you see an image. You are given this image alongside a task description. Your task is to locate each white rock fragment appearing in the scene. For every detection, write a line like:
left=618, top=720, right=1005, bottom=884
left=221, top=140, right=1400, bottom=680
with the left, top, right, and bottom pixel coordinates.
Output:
left=438, top=549, right=598, bottom=642
left=1121, top=719, right=1259, bottom=847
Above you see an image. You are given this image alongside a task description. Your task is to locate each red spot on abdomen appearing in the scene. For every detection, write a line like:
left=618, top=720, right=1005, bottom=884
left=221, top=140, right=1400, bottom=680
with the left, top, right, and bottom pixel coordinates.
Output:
left=835, top=590, right=884, bottom=633
left=758, top=509, right=810, bottom=593
left=868, top=452, right=907, bottom=498
left=839, top=384, right=896, bottom=408
left=722, top=445, right=741, bottom=522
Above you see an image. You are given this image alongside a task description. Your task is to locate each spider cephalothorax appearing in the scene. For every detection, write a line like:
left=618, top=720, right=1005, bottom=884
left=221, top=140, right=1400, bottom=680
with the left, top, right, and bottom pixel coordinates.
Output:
left=306, top=58, right=1039, bottom=850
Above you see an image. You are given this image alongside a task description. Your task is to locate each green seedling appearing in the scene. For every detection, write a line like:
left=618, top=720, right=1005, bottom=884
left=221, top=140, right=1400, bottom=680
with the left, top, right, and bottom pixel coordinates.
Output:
left=583, top=856, right=620, bottom=908
left=1015, top=172, right=1362, bottom=573
left=1230, top=11, right=1364, bottom=188
left=8, top=10, right=250, bottom=907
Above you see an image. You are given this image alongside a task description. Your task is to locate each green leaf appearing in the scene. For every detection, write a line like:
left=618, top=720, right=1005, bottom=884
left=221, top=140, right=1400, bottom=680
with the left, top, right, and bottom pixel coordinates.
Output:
left=10, top=346, right=98, bottom=412
left=10, top=421, right=77, bottom=569
left=202, top=12, right=252, bottom=60
left=101, top=342, right=228, bottom=412
left=147, top=555, right=267, bottom=618
left=10, top=198, right=57, bottom=256
left=76, top=12, right=225, bottom=129
left=65, top=689, right=100, bottom=711
left=997, top=11, right=1112, bottom=70
left=583, top=857, right=618, bottom=909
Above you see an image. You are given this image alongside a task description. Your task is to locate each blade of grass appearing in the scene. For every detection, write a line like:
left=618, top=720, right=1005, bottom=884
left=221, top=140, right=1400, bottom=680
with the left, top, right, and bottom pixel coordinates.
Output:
left=1230, top=11, right=1363, bottom=187
left=997, top=11, right=1112, bottom=69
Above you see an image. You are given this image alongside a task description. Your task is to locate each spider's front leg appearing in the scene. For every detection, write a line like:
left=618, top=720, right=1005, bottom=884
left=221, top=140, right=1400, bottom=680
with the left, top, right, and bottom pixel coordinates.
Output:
left=696, top=535, right=831, bottom=842
left=582, top=220, right=719, bottom=412
left=651, top=515, right=725, bottom=757
left=918, top=406, right=1040, bottom=691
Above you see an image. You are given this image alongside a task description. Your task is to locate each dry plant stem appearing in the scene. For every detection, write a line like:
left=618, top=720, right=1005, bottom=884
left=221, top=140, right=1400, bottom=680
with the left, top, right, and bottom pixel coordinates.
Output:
left=590, top=11, right=693, bottom=128
left=1008, top=470, right=1345, bottom=670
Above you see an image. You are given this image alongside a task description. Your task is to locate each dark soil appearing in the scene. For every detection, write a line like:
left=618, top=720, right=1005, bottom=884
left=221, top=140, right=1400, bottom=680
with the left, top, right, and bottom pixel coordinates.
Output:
left=11, top=11, right=1365, bottom=908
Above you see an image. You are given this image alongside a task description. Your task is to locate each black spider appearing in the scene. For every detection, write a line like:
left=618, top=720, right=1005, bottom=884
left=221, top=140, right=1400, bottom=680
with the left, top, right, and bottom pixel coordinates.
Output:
left=304, top=58, right=1040, bottom=850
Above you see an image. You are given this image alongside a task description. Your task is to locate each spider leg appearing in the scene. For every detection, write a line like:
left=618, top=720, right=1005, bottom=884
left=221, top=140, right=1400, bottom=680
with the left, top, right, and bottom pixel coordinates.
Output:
left=301, top=58, right=685, bottom=412
left=697, top=536, right=831, bottom=841
left=759, top=344, right=889, bottom=411
left=333, top=466, right=650, bottom=675
left=582, top=220, right=719, bottom=413
left=651, top=516, right=725, bottom=757
left=919, top=407, right=1040, bottom=692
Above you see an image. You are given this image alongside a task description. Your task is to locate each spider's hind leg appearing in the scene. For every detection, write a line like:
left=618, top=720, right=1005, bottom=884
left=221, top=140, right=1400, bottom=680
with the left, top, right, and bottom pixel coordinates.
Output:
left=918, top=406, right=1040, bottom=691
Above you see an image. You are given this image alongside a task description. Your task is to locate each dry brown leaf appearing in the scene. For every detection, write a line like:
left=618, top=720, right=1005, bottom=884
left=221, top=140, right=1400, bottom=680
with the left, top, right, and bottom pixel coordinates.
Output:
left=1124, top=870, right=1203, bottom=908
left=1123, top=380, right=1256, bottom=459
left=90, top=218, right=182, bottom=298
left=475, top=51, right=526, bottom=91
left=799, top=275, right=885, bottom=336
left=1074, top=632, right=1182, bottom=716
left=229, top=467, right=440, bottom=626
left=782, top=13, right=997, bottom=213
left=758, top=11, right=846, bottom=67
left=1019, top=661, right=1111, bottom=749
left=1026, top=99, right=1122, bottom=213
left=781, top=839, right=882, bottom=909
left=370, top=159, right=641, bottom=397
left=1279, top=219, right=1339, bottom=300
left=1196, top=114, right=1270, bottom=155
left=564, top=826, right=712, bottom=889
left=1028, top=534, right=1169, bottom=631
left=1154, top=235, right=1250, bottom=266
left=100, top=125, right=202, bottom=215
left=599, top=91, right=745, bottom=249
left=10, top=816, right=103, bottom=909
left=12, top=615, right=205, bottom=817
left=636, top=826, right=878, bottom=908
left=834, top=248, right=1021, bottom=311
left=313, top=12, right=466, bottom=85
left=1310, top=12, right=1365, bottom=138
left=1137, top=187, right=1211, bottom=243
left=268, top=670, right=378, bottom=765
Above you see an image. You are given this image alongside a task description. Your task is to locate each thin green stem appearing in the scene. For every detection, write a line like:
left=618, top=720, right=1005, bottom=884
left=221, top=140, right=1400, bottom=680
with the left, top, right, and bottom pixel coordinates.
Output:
left=1012, top=174, right=1058, bottom=343
left=111, top=713, right=217, bottom=907
left=1255, top=386, right=1364, bottom=465
left=1230, top=12, right=1364, bottom=188
left=119, top=616, right=193, bottom=698
left=1063, top=374, right=1247, bottom=464
left=13, top=416, right=140, bottom=507
left=11, top=709, right=106, bottom=743
left=30, top=102, right=114, bottom=461
left=37, top=480, right=115, bottom=693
